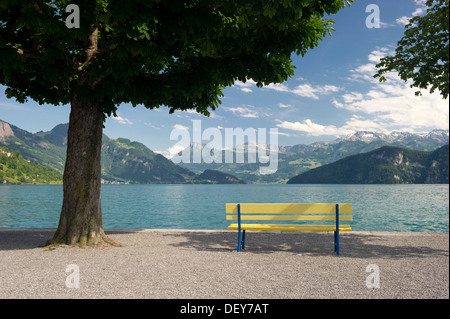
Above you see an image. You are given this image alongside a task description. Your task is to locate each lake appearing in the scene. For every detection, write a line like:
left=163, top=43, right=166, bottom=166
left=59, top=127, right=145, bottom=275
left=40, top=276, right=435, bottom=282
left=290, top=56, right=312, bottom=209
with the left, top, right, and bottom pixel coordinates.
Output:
left=0, top=184, right=448, bottom=232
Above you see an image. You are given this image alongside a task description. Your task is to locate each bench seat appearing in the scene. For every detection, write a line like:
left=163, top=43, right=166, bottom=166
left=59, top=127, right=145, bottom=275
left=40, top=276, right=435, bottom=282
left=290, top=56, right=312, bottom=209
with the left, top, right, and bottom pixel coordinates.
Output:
left=227, top=223, right=352, bottom=232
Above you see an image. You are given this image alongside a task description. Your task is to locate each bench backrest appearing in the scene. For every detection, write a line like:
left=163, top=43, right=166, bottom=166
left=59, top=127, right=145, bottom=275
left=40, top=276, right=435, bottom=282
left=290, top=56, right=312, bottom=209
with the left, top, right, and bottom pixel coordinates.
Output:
left=226, top=203, right=353, bottom=222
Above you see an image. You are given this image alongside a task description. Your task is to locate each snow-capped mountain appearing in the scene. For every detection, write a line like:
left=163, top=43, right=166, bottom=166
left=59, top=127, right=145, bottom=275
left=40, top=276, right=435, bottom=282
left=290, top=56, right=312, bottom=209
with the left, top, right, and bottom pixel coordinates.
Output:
left=307, top=129, right=449, bottom=151
left=340, top=130, right=449, bottom=144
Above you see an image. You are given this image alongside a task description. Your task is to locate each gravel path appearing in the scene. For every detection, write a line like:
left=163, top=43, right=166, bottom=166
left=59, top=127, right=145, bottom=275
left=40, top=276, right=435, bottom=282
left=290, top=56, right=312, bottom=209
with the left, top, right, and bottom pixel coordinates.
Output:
left=0, top=229, right=448, bottom=299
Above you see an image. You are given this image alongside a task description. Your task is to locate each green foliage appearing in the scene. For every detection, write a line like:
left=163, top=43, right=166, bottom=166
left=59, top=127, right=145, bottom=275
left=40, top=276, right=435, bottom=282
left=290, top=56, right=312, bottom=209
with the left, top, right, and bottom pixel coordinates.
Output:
left=1, top=0, right=352, bottom=116
left=374, top=0, right=449, bottom=99
left=0, top=146, right=62, bottom=184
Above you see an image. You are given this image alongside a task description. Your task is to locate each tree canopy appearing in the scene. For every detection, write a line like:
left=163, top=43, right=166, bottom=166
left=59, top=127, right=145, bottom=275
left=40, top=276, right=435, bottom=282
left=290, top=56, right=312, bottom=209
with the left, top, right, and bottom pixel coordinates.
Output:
left=1, top=0, right=351, bottom=116
left=375, top=0, right=449, bottom=99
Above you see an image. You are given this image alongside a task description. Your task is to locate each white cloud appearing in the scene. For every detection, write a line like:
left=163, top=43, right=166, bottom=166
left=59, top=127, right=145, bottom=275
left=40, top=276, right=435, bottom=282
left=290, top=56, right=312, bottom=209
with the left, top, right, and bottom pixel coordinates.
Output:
left=175, top=108, right=222, bottom=120
left=162, top=145, right=186, bottom=159
left=276, top=119, right=352, bottom=136
left=298, top=46, right=449, bottom=137
left=368, top=48, right=394, bottom=63
left=412, top=0, right=428, bottom=16
left=342, top=115, right=388, bottom=133
left=335, top=48, right=450, bottom=132
left=342, top=92, right=364, bottom=104
left=349, top=63, right=379, bottom=82
left=113, top=115, right=133, bottom=125
left=265, top=82, right=341, bottom=100
left=275, top=114, right=393, bottom=137
left=233, top=77, right=342, bottom=100
left=396, top=0, right=428, bottom=26
left=144, top=122, right=161, bottom=130
left=173, top=124, right=189, bottom=130
left=226, top=106, right=259, bottom=118
left=278, top=103, right=292, bottom=108
left=264, top=83, right=290, bottom=92
left=380, top=21, right=395, bottom=28
left=276, top=131, right=296, bottom=137
left=396, top=16, right=411, bottom=26
left=233, top=79, right=257, bottom=93
left=291, top=84, right=320, bottom=99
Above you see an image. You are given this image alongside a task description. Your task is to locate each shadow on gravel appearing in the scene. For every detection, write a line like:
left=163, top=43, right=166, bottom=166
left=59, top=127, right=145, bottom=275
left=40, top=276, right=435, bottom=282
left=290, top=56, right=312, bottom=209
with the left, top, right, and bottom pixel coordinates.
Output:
left=1, top=229, right=448, bottom=260
left=0, top=229, right=56, bottom=250
left=0, top=229, right=141, bottom=250
left=164, top=231, right=449, bottom=259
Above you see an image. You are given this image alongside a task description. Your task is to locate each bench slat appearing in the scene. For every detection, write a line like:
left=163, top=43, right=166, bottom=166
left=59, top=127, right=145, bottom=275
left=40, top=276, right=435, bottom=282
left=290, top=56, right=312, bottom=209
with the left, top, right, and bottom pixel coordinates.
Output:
left=226, top=215, right=353, bottom=221
left=227, top=223, right=352, bottom=232
left=226, top=203, right=352, bottom=215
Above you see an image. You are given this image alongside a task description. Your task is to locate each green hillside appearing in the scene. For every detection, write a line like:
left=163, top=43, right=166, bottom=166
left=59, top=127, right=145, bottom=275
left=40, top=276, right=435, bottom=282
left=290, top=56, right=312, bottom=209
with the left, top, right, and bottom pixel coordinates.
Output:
left=101, top=135, right=197, bottom=183
left=0, top=120, right=243, bottom=184
left=195, top=169, right=246, bottom=184
left=1, top=122, right=67, bottom=172
left=287, top=145, right=449, bottom=184
left=0, top=146, right=62, bottom=184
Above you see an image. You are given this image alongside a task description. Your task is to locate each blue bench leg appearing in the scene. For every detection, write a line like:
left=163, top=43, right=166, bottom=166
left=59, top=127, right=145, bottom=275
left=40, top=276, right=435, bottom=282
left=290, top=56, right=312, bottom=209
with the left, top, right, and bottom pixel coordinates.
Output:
left=334, top=231, right=340, bottom=256
left=237, top=203, right=242, bottom=252
left=237, top=230, right=246, bottom=252
left=237, top=229, right=242, bottom=252
left=335, top=204, right=340, bottom=256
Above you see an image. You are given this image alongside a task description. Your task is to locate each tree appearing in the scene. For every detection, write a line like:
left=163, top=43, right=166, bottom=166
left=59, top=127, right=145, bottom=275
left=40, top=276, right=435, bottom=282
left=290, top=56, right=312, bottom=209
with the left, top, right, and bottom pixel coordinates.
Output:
left=0, top=0, right=351, bottom=247
left=374, top=0, right=449, bottom=99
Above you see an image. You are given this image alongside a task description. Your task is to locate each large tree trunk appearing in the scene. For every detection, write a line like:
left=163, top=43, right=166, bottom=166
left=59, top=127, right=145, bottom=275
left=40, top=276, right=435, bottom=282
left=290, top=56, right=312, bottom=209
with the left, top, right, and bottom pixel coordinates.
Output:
left=48, top=97, right=123, bottom=247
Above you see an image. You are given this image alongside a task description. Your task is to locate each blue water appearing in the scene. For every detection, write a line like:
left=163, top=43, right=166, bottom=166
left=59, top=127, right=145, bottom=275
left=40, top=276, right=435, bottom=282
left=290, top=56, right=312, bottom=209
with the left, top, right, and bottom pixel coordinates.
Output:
left=0, top=184, right=448, bottom=232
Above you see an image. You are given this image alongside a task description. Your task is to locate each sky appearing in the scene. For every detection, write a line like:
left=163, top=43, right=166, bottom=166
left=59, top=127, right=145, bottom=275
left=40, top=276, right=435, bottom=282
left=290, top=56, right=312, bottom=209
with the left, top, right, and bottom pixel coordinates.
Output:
left=1, top=0, right=448, bottom=159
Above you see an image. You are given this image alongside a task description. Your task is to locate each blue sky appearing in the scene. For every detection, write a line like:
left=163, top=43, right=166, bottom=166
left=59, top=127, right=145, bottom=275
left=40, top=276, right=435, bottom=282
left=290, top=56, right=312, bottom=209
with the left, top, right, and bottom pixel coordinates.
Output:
left=1, top=0, right=448, bottom=158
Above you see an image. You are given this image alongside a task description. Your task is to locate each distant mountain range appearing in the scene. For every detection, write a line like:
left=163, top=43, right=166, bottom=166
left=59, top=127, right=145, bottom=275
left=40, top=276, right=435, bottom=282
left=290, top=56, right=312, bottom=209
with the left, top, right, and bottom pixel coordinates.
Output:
left=178, top=129, right=449, bottom=183
left=287, top=145, right=449, bottom=184
left=0, top=120, right=244, bottom=184
left=1, top=119, right=448, bottom=184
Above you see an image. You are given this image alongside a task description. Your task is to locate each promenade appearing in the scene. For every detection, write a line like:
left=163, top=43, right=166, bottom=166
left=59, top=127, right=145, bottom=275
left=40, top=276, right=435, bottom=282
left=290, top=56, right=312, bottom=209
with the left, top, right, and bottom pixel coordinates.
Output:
left=0, top=229, right=448, bottom=299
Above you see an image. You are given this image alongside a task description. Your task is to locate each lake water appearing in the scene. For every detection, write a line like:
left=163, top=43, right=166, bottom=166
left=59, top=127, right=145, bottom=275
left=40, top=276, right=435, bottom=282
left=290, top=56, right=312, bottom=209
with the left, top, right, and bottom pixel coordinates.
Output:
left=0, top=184, right=448, bottom=232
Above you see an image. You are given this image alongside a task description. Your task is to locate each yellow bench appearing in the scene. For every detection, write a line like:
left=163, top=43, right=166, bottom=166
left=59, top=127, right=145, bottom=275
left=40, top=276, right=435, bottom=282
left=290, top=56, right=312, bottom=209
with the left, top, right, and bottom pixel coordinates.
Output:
left=226, top=203, right=353, bottom=255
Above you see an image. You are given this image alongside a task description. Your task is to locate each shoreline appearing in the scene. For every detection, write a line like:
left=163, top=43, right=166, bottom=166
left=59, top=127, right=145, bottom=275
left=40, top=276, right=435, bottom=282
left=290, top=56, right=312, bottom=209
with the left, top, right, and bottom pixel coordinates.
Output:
left=0, top=229, right=448, bottom=299
left=1, top=227, right=449, bottom=233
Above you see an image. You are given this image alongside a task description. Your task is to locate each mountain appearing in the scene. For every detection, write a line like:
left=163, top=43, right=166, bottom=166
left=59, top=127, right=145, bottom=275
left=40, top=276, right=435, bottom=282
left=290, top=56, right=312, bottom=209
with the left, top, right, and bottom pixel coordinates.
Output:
left=0, top=120, right=66, bottom=172
left=178, top=130, right=449, bottom=183
left=314, top=130, right=449, bottom=150
left=287, top=145, right=449, bottom=184
left=0, top=146, right=62, bottom=184
left=101, top=135, right=196, bottom=184
left=0, top=120, right=243, bottom=184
